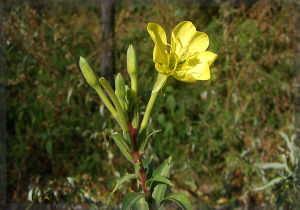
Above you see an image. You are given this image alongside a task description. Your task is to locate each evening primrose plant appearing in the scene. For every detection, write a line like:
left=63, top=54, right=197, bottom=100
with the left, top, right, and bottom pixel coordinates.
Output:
left=79, top=21, right=217, bottom=210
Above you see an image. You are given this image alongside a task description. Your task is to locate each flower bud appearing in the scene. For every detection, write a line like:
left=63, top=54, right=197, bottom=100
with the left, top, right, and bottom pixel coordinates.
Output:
left=115, top=73, right=126, bottom=99
left=79, top=57, right=98, bottom=88
left=127, top=44, right=138, bottom=93
left=127, top=44, right=137, bottom=77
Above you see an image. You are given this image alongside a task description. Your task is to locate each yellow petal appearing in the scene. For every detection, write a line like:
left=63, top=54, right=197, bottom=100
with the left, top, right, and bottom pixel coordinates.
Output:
left=173, top=70, right=196, bottom=83
left=171, top=21, right=196, bottom=51
left=196, top=51, right=217, bottom=66
left=147, top=23, right=168, bottom=65
left=187, top=32, right=209, bottom=54
left=186, top=62, right=210, bottom=80
left=171, top=21, right=210, bottom=56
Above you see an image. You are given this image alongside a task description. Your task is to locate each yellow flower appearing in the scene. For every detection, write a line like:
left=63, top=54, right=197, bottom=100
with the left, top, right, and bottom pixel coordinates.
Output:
left=147, top=21, right=217, bottom=82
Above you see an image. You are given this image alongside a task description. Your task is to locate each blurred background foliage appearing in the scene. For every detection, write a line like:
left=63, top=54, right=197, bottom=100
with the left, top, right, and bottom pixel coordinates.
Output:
left=4, top=0, right=297, bottom=208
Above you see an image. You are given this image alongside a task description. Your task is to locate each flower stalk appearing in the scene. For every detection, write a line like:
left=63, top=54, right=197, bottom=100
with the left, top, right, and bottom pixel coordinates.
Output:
left=140, top=73, right=168, bottom=134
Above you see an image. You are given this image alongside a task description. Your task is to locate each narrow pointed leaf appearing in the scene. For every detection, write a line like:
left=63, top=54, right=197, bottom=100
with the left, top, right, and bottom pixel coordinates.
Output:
left=152, top=157, right=172, bottom=207
left=151, top=175, right=173, bottom=186
left=153, top=156, right=172, bottom=177
left=279, top=131, right=296, bottom=165
left=254, top=162, right=285, bottom=170
left=279, top=131, right=292, bottom=151
left=112, top=133, right=133, bottom=162
left=139, top=129, right=161, bottom=153
left=161, top=193, right=193, bottom=210
left=137, top=129, right=147, bottom=151
left=142, top=156, right=154, bottom=179
left=132, top=197, right=149, bottom=210
left=253, top=177, right=283, bottom=191
left=152, top=178, right=170, bottom=206
left=112, top=174, right=136, bottom=193
left=122, top=192, right=146, bottom=210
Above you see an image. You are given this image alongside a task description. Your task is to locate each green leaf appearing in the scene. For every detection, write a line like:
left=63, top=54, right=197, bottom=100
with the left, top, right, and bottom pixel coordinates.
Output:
left=151, top=175, right=173, bottom=186
left=112, top=133, right=133, bottom=162
left=142, top=156, right=154, bottom=179
left=279, top=131, right=292, bottom=151
left=152, top=156, right=172, bottom=177
left=279, top=131, right=296, bottom=165
left=147, top=174, right=173, bottom=192
left=152, top=73, right=168, bottom=93
left=132, top=197, right=149, bottom=210
left=123, top=130, right=133, bottom=150
left=152, top=157, right=172, bottom=207
left=253, top=177, right=283, bottom=191
left=161, top=193, right=193, bottom=210
left=134, top=162, right=141, bottom=177
left=255, top=162, right=285, bottom=170
left=122, top=192, right=146, bottom=210
left=142, top=156, right=153, bottom=170
left=112, top=174, right=137, bottom=193
left=138, top=129, right=161, bottom=153
left=137, top=129, right=146, bottom=150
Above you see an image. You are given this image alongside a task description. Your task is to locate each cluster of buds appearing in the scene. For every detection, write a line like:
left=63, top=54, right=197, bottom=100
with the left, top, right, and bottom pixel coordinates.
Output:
left=80, top=44, right=160, bottom=200
left=79, top=44, right=141, bottom=154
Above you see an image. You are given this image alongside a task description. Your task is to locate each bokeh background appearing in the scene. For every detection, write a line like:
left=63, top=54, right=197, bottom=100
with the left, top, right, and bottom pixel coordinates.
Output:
left=3, top=0, right=299, bottom=208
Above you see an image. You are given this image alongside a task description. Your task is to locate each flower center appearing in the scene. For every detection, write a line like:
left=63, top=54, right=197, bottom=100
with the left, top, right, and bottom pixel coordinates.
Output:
left=169, top=48, right=191, bottom=72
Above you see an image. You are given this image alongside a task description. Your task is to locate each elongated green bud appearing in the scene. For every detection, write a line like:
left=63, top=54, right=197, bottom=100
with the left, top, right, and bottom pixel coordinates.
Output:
left=115, top=73, right=126, bottom=98
left=115, top=73, right=126, bottom=111
left=79, top=56, right=118, bottom=119
left=127, top=44, right=137, bottom=93
left=79, top=57, right=98, bottom=88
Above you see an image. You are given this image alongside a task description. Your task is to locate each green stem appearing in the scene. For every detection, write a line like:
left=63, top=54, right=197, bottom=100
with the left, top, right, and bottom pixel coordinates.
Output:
left=140, top=91, right=159, bottom=133
left=93, top=85, right=118, bottom=118
left=131, top=75, right=137, bottom=95
left=139, top=73, right=168, bottom=134
left=99, top=77, right=129, bottom=133
left=138, top=164, right=150, bottom=195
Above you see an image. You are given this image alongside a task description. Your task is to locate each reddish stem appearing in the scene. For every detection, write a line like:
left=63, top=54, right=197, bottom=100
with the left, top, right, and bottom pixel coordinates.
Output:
left=138, top=166, right=150, bottom=195
left=128, top=122, right=149, bottom=195
left=131, top=151, right=149, bottom=195
left=128, top=122, right=137, bottom=150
